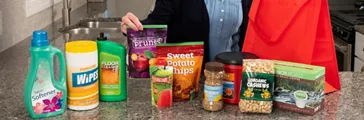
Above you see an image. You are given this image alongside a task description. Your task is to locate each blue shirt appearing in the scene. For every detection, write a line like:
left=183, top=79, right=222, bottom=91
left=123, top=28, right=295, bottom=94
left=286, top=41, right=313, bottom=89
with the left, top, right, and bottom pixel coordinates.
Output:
left=204, top=0, right=243, bottom=61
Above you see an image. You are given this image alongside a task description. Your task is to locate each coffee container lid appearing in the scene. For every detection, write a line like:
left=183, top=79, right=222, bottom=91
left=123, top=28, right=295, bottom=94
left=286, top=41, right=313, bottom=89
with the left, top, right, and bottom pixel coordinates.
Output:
left=205, top=62, right=224, bottom=72
left=215, top=52, right=259, bottom=65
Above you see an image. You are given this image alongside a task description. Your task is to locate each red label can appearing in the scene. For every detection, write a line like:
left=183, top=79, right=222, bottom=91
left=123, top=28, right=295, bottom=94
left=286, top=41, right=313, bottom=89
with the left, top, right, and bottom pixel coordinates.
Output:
left=214, top=52, right=258, bottom=104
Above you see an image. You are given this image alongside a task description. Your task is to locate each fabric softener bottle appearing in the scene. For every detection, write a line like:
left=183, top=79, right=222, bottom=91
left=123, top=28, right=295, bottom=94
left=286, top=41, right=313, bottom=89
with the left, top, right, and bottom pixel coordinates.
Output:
left=97, top=32, right=127, bottom=101
left=24, top=30, right=67, bottom=118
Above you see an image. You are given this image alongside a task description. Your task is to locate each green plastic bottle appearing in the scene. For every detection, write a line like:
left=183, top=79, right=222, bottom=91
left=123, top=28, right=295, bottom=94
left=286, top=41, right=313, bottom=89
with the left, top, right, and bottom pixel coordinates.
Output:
left=24, top=30, right=67, bottom=118
left=97, top=32, right=127, bottom=102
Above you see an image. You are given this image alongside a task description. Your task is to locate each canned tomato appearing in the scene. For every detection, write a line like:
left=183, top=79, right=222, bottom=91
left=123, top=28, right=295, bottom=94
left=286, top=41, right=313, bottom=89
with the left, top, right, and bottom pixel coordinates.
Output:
left=214, top=52, right=258, bottom=104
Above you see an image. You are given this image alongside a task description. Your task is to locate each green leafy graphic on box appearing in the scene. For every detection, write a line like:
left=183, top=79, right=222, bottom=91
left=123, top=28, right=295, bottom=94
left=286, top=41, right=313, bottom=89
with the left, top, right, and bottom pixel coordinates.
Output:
left=275, top=76, right=324, bottom=92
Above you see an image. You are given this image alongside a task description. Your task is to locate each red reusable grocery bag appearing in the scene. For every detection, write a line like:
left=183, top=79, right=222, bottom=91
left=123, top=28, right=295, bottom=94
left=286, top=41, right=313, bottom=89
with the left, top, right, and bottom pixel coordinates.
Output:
left=242, top=0, right=340, bottom=94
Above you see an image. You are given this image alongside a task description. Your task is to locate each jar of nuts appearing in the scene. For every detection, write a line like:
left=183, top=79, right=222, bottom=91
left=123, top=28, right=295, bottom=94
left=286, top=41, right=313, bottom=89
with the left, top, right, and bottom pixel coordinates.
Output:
left=239, top=59, right=274, bottom=114
left=203, top=62, right=224, bottom=111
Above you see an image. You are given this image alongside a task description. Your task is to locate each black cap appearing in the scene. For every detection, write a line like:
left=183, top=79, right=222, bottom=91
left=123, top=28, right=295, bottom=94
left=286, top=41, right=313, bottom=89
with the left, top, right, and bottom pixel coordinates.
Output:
left=97, top=32, right=108, bottom=41
left=205, top=62, right=224, bottom=72
left=214, top=52, right=259, bottom=65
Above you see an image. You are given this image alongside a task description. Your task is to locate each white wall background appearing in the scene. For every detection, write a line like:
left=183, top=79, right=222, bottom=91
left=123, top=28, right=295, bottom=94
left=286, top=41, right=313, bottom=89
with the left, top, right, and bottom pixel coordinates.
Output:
left=0, top=0, right=87, bottom=53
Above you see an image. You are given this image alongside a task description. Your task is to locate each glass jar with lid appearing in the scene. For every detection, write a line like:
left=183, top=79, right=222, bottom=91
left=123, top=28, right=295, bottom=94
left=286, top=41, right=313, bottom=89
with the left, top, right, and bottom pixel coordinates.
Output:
left=202, top=62, right=224, bottom=111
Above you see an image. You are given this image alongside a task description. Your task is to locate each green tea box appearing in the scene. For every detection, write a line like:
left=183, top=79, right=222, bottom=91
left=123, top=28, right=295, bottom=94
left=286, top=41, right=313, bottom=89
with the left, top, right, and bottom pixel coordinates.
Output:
left=273, top=60, right=325, bottom=115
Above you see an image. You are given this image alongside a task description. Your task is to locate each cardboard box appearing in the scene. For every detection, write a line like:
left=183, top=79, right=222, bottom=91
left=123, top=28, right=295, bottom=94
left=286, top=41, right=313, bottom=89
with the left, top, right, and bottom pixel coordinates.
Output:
left=273, top=60, right=325, bottom=115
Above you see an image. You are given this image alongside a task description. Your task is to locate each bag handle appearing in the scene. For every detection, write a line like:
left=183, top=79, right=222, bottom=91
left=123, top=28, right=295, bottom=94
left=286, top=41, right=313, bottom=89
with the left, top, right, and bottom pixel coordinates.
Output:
left=248, top=0, right=308, bottom=44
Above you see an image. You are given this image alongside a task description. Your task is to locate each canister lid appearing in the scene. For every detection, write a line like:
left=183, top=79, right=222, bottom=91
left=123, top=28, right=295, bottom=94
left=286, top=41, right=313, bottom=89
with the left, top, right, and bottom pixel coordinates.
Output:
left=66, top=40, right=97, bottom=53
left=214, top=52, right=258, bottom=65
left=205, top=62, right=224, bottom=72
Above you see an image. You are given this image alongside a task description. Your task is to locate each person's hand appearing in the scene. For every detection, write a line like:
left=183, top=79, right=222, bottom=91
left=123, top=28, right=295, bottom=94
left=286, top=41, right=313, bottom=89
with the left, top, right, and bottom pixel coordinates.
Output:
left=121, top=12, right=143, bottom=34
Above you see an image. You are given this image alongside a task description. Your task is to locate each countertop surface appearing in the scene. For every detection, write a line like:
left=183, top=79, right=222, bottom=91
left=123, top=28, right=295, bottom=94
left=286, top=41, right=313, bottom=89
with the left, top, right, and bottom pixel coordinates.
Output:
left=1, top=2, right=364, bottom=120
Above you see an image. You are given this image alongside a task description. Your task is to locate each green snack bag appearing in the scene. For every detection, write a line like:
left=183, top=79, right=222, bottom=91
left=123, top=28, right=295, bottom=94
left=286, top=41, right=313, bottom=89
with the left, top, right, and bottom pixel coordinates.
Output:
left=150, top=61, right=173, bottom=108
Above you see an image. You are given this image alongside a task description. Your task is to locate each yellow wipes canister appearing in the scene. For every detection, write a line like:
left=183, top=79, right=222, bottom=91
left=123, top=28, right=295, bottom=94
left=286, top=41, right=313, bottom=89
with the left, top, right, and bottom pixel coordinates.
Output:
left=65, top=40, right=99, bottom=110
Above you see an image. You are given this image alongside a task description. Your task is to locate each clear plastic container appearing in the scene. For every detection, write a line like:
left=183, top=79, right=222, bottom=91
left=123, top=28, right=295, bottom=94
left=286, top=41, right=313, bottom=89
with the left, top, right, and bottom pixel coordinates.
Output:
left=239, top=59, right=274, bottom=114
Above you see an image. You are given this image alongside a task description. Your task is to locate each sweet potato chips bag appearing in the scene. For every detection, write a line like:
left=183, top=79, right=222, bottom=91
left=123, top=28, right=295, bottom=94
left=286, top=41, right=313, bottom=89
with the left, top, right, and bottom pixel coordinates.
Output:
left=156, top=42, right=204, bottom=101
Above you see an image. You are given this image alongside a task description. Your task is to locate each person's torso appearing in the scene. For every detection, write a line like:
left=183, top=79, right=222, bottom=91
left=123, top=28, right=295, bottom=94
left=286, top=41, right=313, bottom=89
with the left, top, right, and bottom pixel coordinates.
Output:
left=164, top=0, right=251, bottom=64
left=204, top=0, right=243, bottom=61
left=166, top=0, right=210, bottom=44
left=166, top=0, right=245, bottom=41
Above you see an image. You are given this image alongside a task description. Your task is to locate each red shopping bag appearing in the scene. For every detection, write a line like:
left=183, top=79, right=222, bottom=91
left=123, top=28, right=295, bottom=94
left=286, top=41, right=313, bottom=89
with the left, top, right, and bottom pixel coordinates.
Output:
left=242, top=0, right=340, bottom=94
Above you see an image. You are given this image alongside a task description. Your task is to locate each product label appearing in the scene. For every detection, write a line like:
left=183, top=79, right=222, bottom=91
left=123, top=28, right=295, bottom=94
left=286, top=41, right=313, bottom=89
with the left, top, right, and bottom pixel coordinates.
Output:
left=72, top=67, right=98, bottom=87
left=204, top=85, right=223, bottom=102
left=223, top=73, right=235, bottom=99
left=68, top=64, right=99, bottom=107
left=156, top=43, right=204, bottom=101
left=166, top=53, right=196, bottom=75
left=127, top=27, right=167, bottom=78
left=131, top=37, right=164, bottom=48
left=150, top=65, right=173, bottom=108
left=294, top=91, right=308, bottom=100
left=241, top=72, right=274, bottom=101
left=274, top=60, right=325, bottom=81
left=100, top=52, right=120, bottom=95
left=32, top=59, right=63, bottom=114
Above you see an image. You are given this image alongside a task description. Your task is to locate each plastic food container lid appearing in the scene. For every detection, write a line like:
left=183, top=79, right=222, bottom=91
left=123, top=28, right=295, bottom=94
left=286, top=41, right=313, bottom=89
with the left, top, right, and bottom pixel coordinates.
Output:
left=66, top=40, right=97, bottom=53
left=214, top=52, right=259, bottom=65
left=205, top=62, right=224, bottom=72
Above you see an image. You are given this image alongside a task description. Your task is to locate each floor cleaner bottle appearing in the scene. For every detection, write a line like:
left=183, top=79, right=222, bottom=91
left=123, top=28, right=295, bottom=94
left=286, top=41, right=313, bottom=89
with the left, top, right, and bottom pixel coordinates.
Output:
left=24, top=30, right=67, bottom=118
left=97, top=32, right=127, bottom=101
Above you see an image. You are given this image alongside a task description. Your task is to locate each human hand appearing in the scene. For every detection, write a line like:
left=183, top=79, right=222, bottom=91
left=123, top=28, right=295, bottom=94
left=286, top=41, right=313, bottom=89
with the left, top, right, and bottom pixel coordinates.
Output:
left=121, top=12, right=143, bottom=34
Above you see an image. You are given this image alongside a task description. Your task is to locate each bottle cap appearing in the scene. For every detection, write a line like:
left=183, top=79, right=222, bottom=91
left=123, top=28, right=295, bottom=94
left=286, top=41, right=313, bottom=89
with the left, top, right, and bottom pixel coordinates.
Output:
left=205, top=62, right=224, bottom=72
left=97, top=32, right=108, bottom=41
left=31, top=30, right=50, bottom=46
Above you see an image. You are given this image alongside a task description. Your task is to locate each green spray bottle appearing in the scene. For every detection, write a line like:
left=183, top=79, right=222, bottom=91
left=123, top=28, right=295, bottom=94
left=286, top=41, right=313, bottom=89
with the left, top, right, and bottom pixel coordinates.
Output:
left=97, top=32, right=127, bottom=101
left=24, top=30, right=67, bottom=118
